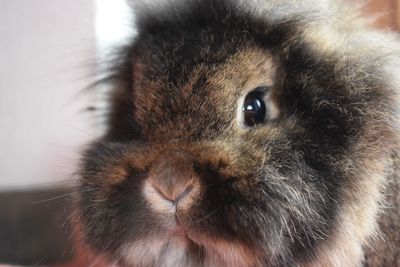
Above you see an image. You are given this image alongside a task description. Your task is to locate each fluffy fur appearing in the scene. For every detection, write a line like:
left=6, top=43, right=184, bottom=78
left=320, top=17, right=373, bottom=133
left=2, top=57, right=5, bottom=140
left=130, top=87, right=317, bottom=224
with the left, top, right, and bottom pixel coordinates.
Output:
left=73, top=0, right=400, bottom=266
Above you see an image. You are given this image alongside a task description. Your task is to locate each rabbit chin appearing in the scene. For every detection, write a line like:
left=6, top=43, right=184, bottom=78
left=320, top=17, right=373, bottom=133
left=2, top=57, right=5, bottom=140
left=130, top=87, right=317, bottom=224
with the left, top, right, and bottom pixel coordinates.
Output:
left=119, top=234, right=258, bottom=267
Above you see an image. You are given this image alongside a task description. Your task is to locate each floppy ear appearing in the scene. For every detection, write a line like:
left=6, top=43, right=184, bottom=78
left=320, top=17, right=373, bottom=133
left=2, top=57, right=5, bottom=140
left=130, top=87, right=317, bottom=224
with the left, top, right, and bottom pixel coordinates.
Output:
left=363, top=42, right=400, bottom=265
left=363, top=151, right=400, bottom=265
left=100, top=44, right=139, bottom=142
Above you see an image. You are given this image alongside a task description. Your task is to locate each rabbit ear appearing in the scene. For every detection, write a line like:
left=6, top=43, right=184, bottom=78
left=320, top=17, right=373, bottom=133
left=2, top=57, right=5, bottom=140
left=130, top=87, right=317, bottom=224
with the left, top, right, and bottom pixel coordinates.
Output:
left=87, top=38, right=140, bottom=141
left=101, top=44, right=142, bottom=141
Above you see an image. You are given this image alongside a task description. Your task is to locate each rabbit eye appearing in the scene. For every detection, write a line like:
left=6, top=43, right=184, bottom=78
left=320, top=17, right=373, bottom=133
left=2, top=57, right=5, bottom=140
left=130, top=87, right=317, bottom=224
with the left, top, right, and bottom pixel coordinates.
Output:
left=242, top=90, right=267, bottom=127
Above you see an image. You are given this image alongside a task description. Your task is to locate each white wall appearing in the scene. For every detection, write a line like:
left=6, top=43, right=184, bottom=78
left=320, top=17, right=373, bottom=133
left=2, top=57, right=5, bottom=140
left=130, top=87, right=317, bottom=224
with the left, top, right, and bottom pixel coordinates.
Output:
left=0, top=1, right=97, bottom=189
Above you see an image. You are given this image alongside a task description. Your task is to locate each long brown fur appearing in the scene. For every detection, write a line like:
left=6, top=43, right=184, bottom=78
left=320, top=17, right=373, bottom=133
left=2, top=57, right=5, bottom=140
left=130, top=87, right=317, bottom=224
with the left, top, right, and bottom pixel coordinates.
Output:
left=73, top=0, right=400, bottom=266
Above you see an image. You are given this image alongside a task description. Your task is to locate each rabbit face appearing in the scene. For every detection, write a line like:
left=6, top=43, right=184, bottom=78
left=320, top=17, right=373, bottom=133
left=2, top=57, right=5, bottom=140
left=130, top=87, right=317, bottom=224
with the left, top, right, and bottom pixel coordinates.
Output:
left=75, top=1, right=398, bottom=266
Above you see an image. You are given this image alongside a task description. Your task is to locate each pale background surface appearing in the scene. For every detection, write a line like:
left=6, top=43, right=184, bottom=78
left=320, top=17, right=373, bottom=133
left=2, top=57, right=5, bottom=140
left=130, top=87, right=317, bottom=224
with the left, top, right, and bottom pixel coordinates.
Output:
left=0, top=0, right=133, bottom=190
left=0, top=0, right=96, bottom=189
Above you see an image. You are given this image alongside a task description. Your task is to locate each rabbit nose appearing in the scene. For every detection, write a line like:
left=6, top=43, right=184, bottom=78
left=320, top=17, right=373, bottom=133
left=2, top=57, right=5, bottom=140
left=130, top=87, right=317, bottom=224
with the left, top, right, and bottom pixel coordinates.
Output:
left=151, top=178, right=194, bottom=205
left=144, top=151, right=200, bottom=212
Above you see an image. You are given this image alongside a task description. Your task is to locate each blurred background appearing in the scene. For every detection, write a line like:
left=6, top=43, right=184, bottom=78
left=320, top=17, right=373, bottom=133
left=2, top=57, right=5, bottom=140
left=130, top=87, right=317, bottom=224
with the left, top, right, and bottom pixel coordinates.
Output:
left=0, top=0, right=133, bottom=266
left=0, top=0, right=398, bottom=266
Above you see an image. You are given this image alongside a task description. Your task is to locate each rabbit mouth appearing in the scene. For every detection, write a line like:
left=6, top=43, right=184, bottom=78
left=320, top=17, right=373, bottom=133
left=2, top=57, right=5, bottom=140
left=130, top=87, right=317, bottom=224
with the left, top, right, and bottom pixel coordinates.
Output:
left=118, top=202, right=259, bottom=267
left=119, top=233, right=259, bottom=267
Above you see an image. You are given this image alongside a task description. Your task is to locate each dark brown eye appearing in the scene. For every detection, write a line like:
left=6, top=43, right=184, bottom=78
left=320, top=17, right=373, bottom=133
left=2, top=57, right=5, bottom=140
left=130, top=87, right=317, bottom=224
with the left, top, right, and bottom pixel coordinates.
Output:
left=242, top=90, right=267, bottom=127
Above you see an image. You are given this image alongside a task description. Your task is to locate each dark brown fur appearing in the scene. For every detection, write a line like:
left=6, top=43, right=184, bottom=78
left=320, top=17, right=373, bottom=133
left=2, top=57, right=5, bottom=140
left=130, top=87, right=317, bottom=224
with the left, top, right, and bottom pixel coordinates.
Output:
left=73, top=0, right=400, bottom=266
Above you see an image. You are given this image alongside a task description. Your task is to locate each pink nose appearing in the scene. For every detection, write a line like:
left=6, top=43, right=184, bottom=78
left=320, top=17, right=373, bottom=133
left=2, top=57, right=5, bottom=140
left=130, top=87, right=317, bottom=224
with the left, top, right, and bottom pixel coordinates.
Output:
left=152, top=180, right=194, bottom=205
left=147, top=151, right=199, bottom=208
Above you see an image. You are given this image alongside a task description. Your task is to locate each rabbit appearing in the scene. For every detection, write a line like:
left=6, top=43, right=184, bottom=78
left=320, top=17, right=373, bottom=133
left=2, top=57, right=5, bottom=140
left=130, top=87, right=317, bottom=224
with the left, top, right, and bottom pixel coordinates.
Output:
left=73, top=0, right=400, bottom=266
